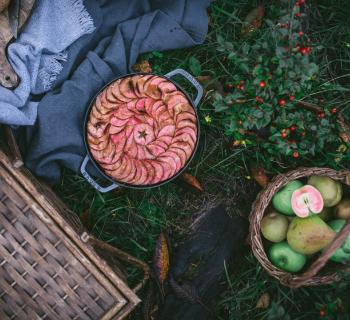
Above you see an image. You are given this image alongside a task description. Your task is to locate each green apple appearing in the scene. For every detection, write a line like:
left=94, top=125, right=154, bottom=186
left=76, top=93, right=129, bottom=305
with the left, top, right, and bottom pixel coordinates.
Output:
left=268, top=241, right=306, bottom=273
left=334, top=199, right=350, bottom=219
left=261, top=212, right=289, bottom=242
left=308, top=176, right=343, bottom=207
left=272, top=180, right=304, bottom=215
left=328, top=219, right=350, bottom=263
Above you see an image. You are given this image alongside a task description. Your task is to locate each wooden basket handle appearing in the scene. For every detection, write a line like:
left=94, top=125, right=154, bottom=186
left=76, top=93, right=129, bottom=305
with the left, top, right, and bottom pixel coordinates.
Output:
left=292, top=219, right=350, bottom=287
left=89, top=237, right=150, bottom=293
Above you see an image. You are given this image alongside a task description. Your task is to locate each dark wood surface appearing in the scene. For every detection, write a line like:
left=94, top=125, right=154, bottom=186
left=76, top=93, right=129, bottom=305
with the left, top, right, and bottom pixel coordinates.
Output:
left=0, top=0, right=35, bottom=89
left=0, top=0, right=10, bottom=13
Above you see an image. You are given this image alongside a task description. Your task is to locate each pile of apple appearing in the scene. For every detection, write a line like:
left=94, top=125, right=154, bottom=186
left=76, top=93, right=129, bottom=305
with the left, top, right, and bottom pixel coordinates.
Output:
left=261, top=176, right=350, bottom=273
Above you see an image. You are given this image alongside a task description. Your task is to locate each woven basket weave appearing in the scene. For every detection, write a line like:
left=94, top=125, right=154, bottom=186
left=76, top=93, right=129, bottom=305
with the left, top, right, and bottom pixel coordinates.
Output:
left=250, top=167, right=350, bottom=288
left=0, top=144, right=149, bottom=319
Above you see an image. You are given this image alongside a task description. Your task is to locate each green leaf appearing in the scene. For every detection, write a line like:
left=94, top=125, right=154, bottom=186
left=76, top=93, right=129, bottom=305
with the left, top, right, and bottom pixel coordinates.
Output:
left=188, top=57, right=202, bottom=76
left=239, top=63, right=250, bottom=73
left=152, top=51, right=164, bottom=58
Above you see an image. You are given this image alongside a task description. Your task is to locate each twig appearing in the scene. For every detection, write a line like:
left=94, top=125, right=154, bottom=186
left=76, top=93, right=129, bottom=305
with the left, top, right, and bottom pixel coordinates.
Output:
left=3, top=125, right=23, bottom=168
left=297, top=100, right=350, bottom=143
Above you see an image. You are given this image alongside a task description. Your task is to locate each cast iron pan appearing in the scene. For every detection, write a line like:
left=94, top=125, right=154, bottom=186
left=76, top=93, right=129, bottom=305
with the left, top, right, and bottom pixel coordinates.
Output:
left=80, top=68, right=203, bottom=193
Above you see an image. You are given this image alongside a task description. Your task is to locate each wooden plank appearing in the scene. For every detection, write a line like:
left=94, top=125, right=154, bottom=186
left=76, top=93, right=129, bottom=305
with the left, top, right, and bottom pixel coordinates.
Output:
left=0, top=0, right=35, bottom=88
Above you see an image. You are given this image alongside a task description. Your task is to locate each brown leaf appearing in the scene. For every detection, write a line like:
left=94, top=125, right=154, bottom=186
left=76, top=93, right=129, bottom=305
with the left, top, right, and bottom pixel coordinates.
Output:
left=196, top=75, right=213, bottom=86
left=241, top=5, right=265, bottom=36
left=256, top=292, right=271, bottom=309
left=337, top=116, right=350, bottom=143
left=196, top=75, right=224, bottom=95
left=181, top=173, right=204, bottom=192
left=340, top=132, right=350, bottom=144
left=113, top=187, right=126, bottom=197
left=153, top=233, right=170, bottom=287
left=80, top=209, right=90, bottom=229
left=170, top=278, right=202, bottom=304
left=133, top=60, right=153, bottom=73
left=251, top=166, right=269, bottom=188
left=170, top=277, right=211, bottom=313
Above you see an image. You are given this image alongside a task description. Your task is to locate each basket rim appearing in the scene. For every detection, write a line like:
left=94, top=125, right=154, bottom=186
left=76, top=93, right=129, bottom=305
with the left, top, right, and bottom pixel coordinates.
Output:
left=249, top=167, right=350, bottom=288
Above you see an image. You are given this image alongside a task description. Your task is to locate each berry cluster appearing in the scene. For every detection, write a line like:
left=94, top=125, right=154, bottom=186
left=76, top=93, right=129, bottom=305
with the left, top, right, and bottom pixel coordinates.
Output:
left=212, top=0, right=342, bottom=165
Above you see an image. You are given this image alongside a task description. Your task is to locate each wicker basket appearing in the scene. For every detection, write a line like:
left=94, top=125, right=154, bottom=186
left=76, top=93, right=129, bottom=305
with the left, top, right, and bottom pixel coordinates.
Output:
left=0, top=142, right=150, bottom=319
left=250, top=167, right=350, bottom=288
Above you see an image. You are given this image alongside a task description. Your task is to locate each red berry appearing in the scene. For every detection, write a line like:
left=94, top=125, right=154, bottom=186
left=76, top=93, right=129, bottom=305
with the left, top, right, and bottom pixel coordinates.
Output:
left=240, top=85, right=245, bottom=91
left=320, top=310, right=326, bottom=317
left=300, top=47, right=309, bottom=55
left=318, top=112, right=325, bottom=119
left=281, top=132, right=288, bottom=138
left=301, top=131, right=306, bottom=137
left=298, top=31, right=304, bottom=36
left=289, top=95, right=295, bottom=102
left=295, top=12, right=302, bottom=18
left=227, top=83, right=233, bottom=89
left=256, top=96, right=263, bottom=103
left=293, top=151, right=299, bottom=158
left=290, top=125, right=297, bottom=132
left=259, top=81, right=266, bottom=88
left=279, top=99, right=286, bottom=106
left=331, top=107, right=337, bottom=114
left=239, top=80, right=244, bottom=84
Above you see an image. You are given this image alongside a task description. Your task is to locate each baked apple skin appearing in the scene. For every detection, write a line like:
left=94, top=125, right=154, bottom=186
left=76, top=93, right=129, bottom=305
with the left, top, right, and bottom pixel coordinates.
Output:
left=87, top=75, right=198, bottom=186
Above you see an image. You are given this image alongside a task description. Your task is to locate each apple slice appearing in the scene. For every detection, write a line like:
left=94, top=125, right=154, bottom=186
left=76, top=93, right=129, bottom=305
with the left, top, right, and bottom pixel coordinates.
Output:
left=291, top=185, right=324, bottom=218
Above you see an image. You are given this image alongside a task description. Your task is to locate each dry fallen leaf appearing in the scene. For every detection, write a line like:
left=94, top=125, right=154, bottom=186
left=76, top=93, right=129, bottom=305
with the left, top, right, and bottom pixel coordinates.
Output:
left=113, top=187, right=126, bottom=197
left=340, top=132, right=350, bottom=144
left=153, top=233, right=170, bottom=290
left=181, top=173, right=204, bottom=192
left=133, top=60, right=153, bottom=73
left=337, top=116, right=350, bottom=143
left=256, top=292, right=271, bottom=309
left=251, top=166, right=269, bottom=188
left=241, top=5, right=265, bottom=36
left=196, top=75, right=224, bottom=95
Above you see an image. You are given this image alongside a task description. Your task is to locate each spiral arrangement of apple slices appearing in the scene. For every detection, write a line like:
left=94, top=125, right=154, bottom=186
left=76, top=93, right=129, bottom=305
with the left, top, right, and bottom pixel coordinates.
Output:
left=87, top=75, right=198, bottom=186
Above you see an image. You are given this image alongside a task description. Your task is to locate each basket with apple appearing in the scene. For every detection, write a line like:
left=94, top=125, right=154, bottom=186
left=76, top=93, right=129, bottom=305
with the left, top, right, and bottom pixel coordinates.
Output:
left=249, top=168, right=350, bottom=288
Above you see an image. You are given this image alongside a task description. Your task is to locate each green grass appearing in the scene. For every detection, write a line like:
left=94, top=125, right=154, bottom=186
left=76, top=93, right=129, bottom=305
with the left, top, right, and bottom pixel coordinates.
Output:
left=55, top=1, right=350, bottom=319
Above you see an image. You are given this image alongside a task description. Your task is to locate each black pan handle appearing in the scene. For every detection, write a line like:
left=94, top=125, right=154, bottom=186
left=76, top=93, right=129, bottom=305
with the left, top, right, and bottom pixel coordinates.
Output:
left=165, top=69, right=204, bottom=107
left=80, top=155, right=119, bottom=193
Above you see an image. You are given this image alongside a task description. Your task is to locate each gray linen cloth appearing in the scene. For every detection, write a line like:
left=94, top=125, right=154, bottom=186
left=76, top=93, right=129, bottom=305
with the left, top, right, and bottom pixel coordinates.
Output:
left=0, top=0, right=95, bottom=126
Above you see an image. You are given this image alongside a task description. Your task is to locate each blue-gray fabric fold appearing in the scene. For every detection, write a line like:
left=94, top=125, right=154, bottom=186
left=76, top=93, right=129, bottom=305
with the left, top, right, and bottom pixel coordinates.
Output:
left=23, top=0, right=211, bottom=183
